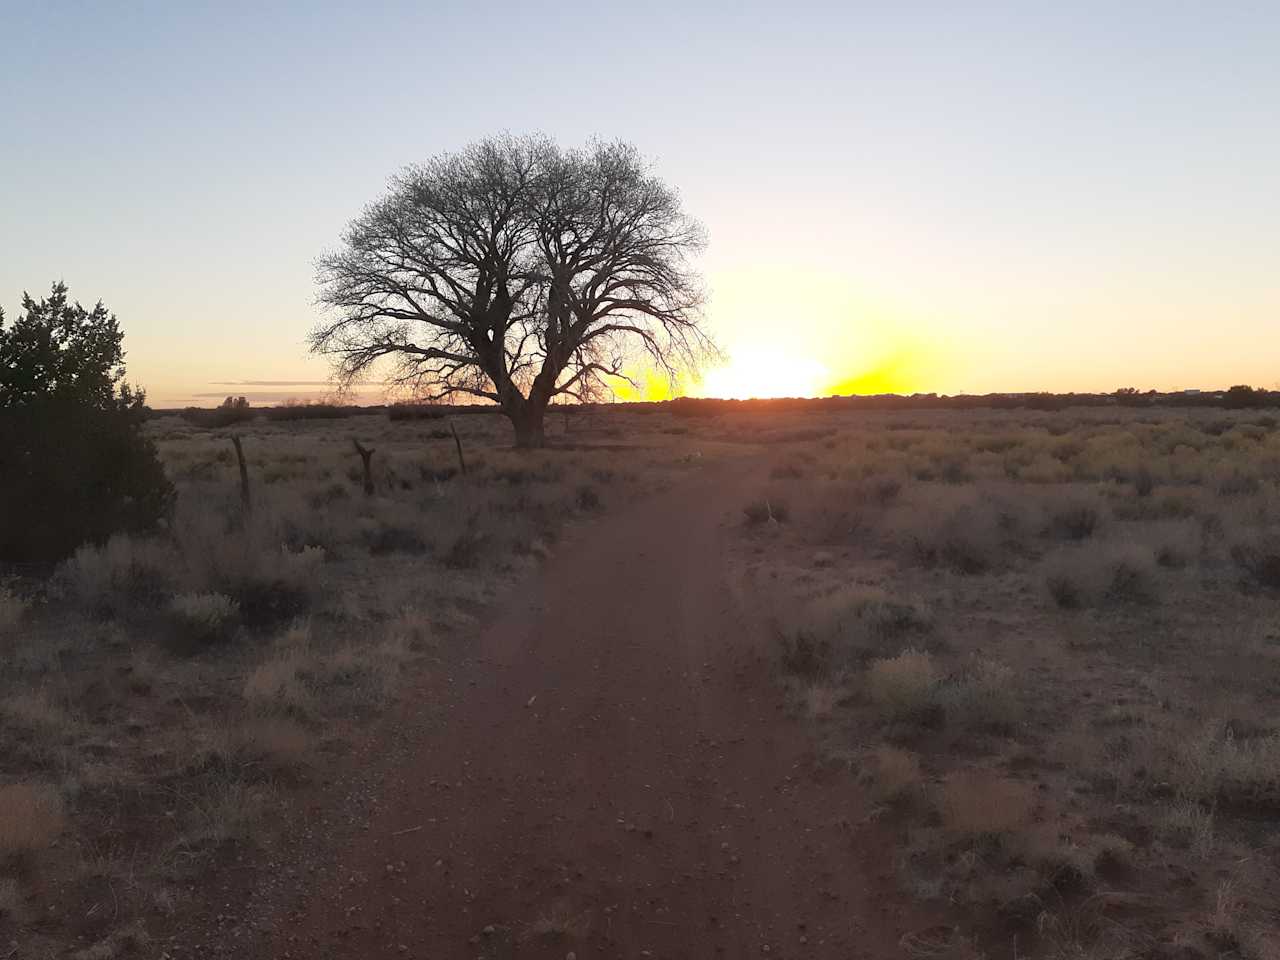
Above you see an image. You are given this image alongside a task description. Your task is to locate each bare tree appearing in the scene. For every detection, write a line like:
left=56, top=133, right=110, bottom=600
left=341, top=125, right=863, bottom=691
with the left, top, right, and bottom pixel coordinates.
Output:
left=311, top=135, right=713, bottom=448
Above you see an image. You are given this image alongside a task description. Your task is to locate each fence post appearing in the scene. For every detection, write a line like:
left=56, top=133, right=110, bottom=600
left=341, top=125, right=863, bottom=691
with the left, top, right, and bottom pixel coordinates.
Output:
left=352, top=439, right=376, bottom=496
left=231, top=435, right=251, bottom=514
left=449, top=419, right=467, bottom=477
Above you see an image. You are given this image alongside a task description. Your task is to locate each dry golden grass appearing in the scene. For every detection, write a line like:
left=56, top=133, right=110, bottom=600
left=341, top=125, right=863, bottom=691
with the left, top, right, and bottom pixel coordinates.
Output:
left=866, top=649, right=938, bottom=721
left=0, top=782, right=65, bottom=856
left=747, top=404, right=1280, bottom=954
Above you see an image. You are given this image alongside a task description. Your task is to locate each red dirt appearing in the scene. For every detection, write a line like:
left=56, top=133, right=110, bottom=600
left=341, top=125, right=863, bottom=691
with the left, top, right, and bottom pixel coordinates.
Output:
left=263, top=458, right=932, bottom=958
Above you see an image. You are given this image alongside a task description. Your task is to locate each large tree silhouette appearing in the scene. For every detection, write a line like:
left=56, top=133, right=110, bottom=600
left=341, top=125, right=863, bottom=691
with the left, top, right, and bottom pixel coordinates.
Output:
left=312, top=135, right=713, bottom=447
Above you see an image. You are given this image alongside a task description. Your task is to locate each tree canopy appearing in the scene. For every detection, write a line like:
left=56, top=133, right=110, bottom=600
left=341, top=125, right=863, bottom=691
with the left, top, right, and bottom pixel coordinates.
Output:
left=312, top=135, right=715, bottom=447
left=0, top=283, right=170, bottom=561
left=0, top=282, right=129, bottom=410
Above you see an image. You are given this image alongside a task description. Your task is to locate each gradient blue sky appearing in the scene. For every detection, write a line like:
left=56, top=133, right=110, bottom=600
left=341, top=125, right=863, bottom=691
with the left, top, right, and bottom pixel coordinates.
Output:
left=2, top=1, right=1277, bottom=405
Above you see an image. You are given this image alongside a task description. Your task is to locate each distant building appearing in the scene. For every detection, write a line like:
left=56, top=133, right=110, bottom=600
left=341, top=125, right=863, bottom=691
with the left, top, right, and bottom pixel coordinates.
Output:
left=1183, top=389, right=1201, bottom=396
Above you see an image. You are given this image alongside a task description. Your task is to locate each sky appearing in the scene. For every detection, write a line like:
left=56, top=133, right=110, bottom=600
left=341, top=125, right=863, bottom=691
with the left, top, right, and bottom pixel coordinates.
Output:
left=2, top=1, right=1277, bottom=406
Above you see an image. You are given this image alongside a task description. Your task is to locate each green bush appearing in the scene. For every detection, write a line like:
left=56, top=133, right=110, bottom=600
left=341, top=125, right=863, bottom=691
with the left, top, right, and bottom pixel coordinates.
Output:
left=0, top=283, right=173, bottom=561
left=0, top=399, right=173, bottom=561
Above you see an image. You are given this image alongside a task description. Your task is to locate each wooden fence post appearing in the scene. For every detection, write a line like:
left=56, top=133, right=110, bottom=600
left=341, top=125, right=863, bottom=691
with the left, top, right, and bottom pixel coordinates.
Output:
left=352, top=439, right=375, bottom=496
left=231, top=435, right=251, bottom=514
left=449, top=420, right=467, bottom=477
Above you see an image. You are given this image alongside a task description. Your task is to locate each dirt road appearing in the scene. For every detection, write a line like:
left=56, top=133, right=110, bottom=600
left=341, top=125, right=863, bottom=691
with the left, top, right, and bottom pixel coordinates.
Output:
left=267, top=459, right=926, bottom=958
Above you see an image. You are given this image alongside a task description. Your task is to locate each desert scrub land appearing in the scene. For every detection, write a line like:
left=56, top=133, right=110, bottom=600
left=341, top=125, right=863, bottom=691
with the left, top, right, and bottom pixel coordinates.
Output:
left=0, top=406, right=712, bottom=958
left=739, top=406, right=1280, bottom=960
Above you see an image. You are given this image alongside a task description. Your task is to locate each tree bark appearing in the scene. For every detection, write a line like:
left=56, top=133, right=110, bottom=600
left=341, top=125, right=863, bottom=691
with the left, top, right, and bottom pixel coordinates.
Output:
left=510, top=403, right=547, bottom=449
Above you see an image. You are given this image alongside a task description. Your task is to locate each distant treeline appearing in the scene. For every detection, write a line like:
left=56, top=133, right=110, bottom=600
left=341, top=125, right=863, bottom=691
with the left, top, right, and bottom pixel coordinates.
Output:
left=159, top=399, right=506, bottom=428
left=656, top=385, right=1280, bottom=416
left=153, top=385, right=1280, bottom=428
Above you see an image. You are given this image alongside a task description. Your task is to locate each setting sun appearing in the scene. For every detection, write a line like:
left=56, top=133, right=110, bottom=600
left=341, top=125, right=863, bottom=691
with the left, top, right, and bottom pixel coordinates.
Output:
left=697, top=348, right=827, bottom=400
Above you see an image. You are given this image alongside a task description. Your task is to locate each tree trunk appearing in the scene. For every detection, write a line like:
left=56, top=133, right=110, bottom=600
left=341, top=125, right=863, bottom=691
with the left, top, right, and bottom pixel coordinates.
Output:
left=510, top=403, right=547, bottom=449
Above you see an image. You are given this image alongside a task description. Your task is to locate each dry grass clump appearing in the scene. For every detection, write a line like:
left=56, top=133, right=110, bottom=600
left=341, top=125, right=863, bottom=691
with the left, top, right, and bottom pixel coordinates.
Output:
left=1158, top=800, right=1215, bottom=857
left=938, top=658, right=1020, bottom=732
left=864, top=745, right=925, bottom=804
left=0, top=782, right=65, bottom=856
left=177, top=511, right=326, bottom=626
left=56, top=535, right=174, bottom=616
left=243, top=620, right=416, bottom=718
left=867, top=650, right=939, bottom=722
left=781, top=586, right=933, bottom=677
left=168, top=592, right=240, bottom=646
left=1173, top=722, right=1280, bottom=812
left=243, top=641, right=314, bottom=715
left=177, top=780, right=270, bottom=852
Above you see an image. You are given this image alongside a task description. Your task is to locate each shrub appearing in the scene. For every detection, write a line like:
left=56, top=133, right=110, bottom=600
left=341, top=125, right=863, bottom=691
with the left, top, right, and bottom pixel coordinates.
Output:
left=263, top=402, right=354, bottom=421
left=1042, top=544, right=1158, bottom=607
left=444, top=523, right=488, bottom=569
left=939, top=658, right=1019, bottom=732
left=1045, top=565, right=1086, bottom=609
left=574, top=485, right=602, bottom=511
left=361, top=523, right=429, bottom=555
left=168, top=592, right=240, bottom=645
left=867, top=476, right=903, bottom=505
left=182, top=396, right=256, bottom=428
left=1103, top=545, right=1158, bottom=603
left=176, top=512, right=325, bottom=626
left=777, top=628, right=832, bottom=677
left=55, top=535, right=175, bottom=616
left=1230, top=535, right=1280, bottom=589
left=1133, top=464, right=1156, bottom=497
left=782, top=587, right=932, bottom=674
left=743, top=498, right=788, bottom=524
left=0, top=399, right=174, bottom=561
left=867, top=649, right=939, bottom=721
left=902, top=494, right=1004, bottom=574
left=1215, top=468, right=1261, bottom=498
left=232, top=546, right=325, bottom=626
left=387, top=403, right=444, bottom=421
left=1046, top=496, right=1103, bottom=540
left=863, top=745, right=924, bottom=804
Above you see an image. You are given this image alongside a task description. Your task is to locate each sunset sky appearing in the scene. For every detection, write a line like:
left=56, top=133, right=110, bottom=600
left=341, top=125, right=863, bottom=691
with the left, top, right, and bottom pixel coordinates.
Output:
left=2, top=2, right=1277, bottom=406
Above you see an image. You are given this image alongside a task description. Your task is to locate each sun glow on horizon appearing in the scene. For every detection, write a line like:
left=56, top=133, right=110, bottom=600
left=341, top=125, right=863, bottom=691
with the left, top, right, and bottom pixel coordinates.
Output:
left=696, top=347, right=829, bottom=400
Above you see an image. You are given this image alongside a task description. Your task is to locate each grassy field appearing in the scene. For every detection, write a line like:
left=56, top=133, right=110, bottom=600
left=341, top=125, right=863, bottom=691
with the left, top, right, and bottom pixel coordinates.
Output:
left=3, top=401, right=1279, bottom=957
left=735, top=405, right=1280, bottom=958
